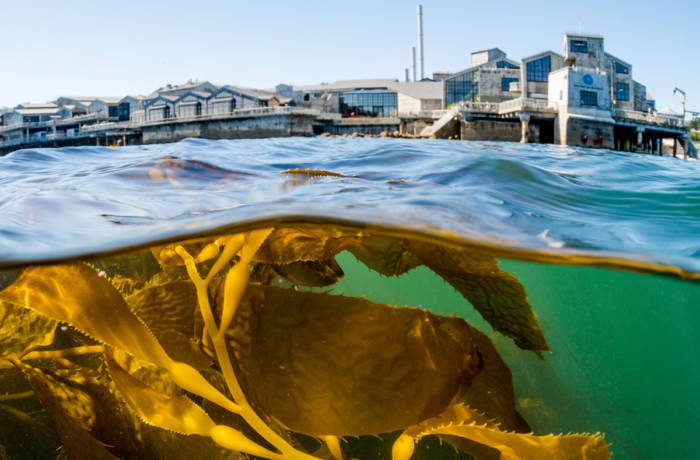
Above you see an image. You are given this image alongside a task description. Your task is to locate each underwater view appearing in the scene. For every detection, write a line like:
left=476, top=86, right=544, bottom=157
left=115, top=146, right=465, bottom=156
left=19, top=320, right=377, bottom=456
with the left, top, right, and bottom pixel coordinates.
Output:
left=0, top=138, right=698, bottom=460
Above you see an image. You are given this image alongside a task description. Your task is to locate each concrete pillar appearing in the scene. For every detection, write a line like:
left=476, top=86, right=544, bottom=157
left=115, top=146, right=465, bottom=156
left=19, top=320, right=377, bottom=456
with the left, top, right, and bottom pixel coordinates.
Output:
left=673, top=138, right=678, bottom=157
left=520, top=113, right=531, bottom=143
left=636, top=128, right=645, bottom=152
left=682, top=137, right=689, bottom=160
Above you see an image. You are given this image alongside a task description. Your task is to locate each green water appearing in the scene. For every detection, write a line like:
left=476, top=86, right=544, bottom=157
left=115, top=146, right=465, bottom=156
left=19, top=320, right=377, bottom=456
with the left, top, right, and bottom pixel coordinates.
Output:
left=331, top=252, right=700, bottom=460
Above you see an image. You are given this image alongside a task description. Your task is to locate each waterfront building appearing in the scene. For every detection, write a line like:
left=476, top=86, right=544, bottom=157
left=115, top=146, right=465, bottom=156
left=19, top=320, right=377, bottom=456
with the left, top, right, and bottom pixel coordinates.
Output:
left=443, top=48, right=520, bottom=106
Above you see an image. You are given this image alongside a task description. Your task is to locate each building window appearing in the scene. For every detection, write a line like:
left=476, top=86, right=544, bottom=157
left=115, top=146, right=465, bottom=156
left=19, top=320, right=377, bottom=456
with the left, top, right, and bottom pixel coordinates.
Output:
left=163, top=105, right=171, bottom=119
left=338, top=90, right=397, bottom=117
left=580, top=90, right=598, bottom=107
left=526, top=55, right=552, bottom=82
left=195, top=102, right=202, bottom=116
left=444, top=71, right=479, bottom=106
left=496, top=60, right=519, bottom=69
left=108, top=105, right=119, bottom=118
left=230, top=97, right=237, bottom=112
left=616, top=83, right=630, bottom=101
left=615, top=62, right=630, bottom=74
left=501, top=77, right=518, bottom=92
left=118, top=103, right=130, bottom=121
left=570, top=39, right=588, bottom=53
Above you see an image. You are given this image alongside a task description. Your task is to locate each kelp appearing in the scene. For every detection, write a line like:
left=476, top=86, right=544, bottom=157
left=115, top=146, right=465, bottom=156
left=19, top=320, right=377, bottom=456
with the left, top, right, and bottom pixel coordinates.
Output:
left=0, top=224, right=610, bottom=459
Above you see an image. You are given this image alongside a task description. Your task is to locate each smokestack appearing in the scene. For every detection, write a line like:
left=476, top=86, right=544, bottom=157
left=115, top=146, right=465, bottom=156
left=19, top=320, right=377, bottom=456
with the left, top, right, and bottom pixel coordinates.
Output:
left=417, top=4, right=424, bottom=80
left=412, top=46, right=417, bottom=82
left=404, top=68, right=410, bottom=82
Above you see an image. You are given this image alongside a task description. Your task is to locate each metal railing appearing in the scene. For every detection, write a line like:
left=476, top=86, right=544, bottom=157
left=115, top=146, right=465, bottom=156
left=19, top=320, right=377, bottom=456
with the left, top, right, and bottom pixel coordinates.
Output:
left=613, top=109, right=684, bottom=127
left=397, top=109, right=448, bottom=119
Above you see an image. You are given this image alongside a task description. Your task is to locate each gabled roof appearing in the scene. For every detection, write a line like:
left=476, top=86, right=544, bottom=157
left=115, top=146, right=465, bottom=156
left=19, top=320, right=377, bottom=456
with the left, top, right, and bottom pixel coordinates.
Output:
left=143, top=94, right=179, bottom=108
left=471, top=47, right=506, bottom=56
left=212, top=85, right=278, bottom=101
left=522, top=50, right=564, bottom=63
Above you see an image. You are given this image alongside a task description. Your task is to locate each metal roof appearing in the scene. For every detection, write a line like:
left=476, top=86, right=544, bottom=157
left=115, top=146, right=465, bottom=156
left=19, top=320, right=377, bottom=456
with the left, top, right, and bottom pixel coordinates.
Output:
left=293, top=79, right=399, bottom=92
left=15, top=107, right=61, bottom=115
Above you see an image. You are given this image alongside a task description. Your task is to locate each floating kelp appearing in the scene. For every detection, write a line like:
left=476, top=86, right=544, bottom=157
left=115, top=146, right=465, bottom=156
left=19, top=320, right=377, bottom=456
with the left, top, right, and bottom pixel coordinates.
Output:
left=0, top=224, right=610, bottom=459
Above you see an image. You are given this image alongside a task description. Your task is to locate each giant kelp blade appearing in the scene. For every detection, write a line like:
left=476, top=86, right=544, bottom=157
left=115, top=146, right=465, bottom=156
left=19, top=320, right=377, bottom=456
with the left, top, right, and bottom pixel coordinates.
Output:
left=0, top=263, right=171, bottom=368
left=347, top=236, right=421, bottom=277
left=105, top=353, right=214, bottom=436
left=463, top=324, right=530, bottom=433
left=401, top=404, right=610, bottom=460
left=125, top=278, right=210, bottom=368
left=17, top=363, right=118, bottom=460
left=271, top=259, right=345, bottom=287
left=225, top=284, right=482, bottom=436
left=0, top=301, right=56, bottom=359
left=138, top=423, right=247, bottom=460
left=407, top=241, right=549, bottom=352
left=254, top=227, right=356, bottom=264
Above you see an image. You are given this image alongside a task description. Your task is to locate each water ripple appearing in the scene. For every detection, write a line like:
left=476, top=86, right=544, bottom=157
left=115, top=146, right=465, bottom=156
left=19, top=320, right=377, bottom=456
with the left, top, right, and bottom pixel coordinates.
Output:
left=0, top=137, right=699, bottom=272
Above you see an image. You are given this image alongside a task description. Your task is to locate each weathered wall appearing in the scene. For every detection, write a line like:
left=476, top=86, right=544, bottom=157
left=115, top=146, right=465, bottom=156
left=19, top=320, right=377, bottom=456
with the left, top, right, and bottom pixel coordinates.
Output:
left=460, top=119, right=520, bottom=142
left=478, top=69, right=520, bottom=103
left=565, top=117, right=614, bottom=149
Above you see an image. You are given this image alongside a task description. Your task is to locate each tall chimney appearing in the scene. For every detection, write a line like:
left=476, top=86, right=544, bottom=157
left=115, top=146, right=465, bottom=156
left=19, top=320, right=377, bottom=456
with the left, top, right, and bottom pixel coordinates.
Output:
left=412, top=46, right=417, bottom=82
left=417, top=4, right=424, bottom=80
left=404, top=68, right=410, bottom=82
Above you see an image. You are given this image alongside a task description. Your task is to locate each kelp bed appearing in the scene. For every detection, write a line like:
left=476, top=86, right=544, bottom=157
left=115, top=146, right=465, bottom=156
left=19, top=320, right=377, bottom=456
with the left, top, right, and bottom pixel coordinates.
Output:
left=0, top=225, right=611, bottom=459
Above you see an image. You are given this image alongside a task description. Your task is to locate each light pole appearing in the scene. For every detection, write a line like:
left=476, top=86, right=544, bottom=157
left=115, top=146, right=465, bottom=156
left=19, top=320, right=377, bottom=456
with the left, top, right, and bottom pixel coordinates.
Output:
left=673, top=87, right=686, bottom=124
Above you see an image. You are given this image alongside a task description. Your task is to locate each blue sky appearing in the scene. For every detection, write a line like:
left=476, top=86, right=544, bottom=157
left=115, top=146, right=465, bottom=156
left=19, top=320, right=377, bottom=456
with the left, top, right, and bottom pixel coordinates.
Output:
left=1, top=0, right=697, bottom=111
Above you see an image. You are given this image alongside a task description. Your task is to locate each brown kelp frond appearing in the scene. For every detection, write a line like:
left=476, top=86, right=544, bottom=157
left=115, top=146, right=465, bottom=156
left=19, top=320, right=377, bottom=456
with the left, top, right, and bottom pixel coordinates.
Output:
left=394, top=403, right=610, bottom=460
left=281, top=169, right=347, bottom=177
left=223, top=284, right=481, bottom=436
left=104, top=351, right=215, bottom=437
left=0, top=301, right=56, bottom=360
left=16, top=362, right=119, bottom=460
left=406, top=241, right=549, bottom=353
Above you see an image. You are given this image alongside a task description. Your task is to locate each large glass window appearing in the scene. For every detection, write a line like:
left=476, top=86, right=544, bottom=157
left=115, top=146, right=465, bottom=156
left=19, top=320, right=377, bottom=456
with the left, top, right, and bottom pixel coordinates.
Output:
left=501, top=77, right=518, bottom=92
left=570, top=40, right=589, bottom=53
left=496, top=60, right=519, bottom=69
left=118, top=103, right=130, bottom=121
left=580, top=90, right=598, bottom=107
left=444, top=71, right=479, bottom=106
left=108, top=105, right=119, bottom=118
left=616, top=83, right=630, bottom=101
left=615, top=62, right=630, bottom=74
left=526, top=55, right=551, bottom=82
left=338, top=90, right=397, bottom=117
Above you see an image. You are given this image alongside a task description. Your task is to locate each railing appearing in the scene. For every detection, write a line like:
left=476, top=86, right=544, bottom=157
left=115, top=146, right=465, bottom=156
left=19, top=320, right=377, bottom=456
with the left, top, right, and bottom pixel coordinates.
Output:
left=613, top=109, right=684, bottom=128
left=55, top=113, right=105, bottom=126
left=398, top=109, right=448, bottom=119
left=0, top=122, right=25, bottom=133
left=334, top=117, right=401, bottom=125
left=80, top=121, right=135, bottom=133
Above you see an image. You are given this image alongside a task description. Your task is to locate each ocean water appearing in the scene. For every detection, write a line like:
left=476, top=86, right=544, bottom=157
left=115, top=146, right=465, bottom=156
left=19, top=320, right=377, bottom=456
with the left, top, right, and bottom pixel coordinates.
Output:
left=0, top=138, right=698, bottom=460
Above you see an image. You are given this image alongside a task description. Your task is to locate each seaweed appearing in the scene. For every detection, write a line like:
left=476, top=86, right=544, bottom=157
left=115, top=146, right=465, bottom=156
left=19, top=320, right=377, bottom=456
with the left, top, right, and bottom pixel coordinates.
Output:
left=0, top=225, right=609, bottom=459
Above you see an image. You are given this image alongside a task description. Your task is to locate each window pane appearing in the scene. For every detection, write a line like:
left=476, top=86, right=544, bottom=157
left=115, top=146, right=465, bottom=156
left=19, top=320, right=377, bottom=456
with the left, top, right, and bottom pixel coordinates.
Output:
left=616, top=83, right=630, bottom=101
left=570, top=40, right=588, bottom=53
left=580, top=90, right=598, bottom=107
left=526, top=56, right=551, bottom=82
